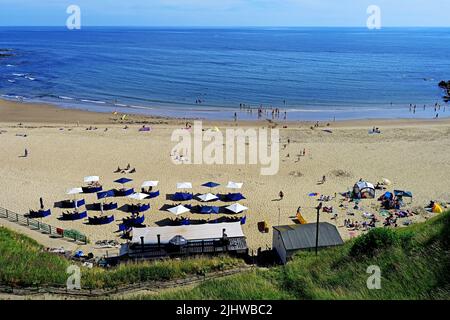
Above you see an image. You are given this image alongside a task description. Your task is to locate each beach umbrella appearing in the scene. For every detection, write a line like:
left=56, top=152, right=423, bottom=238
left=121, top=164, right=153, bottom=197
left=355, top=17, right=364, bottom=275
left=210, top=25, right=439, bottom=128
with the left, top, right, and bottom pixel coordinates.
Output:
left=127, top=193, right=149, bottom=201
left=114, top=177, right=133, bottom=185
left=177, top=182, right=192, bottom=189
left=66, top=187, right=83, bottom=195
left=198, top=193, right=219, bottom=202
left=167, top=205, right=190, bottom=216
left=202, top=182, right=220, bottom=189
left=141, top=180, right=159, bottom=188
left=200, top=206, right=219, bottom=214
left=226, top=181, right=243, bottom=189
left=225, top=203, right=248, bottom=214
left=84, top=176, right=99, bottom=183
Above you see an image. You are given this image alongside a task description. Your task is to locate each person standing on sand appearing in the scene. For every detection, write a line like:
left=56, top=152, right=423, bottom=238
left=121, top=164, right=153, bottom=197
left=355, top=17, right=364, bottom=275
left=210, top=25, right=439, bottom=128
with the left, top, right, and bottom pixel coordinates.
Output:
left=279, top=191, right=284, bottom=200
left=24, top=148, right=28, bottom=157
left=39, top=197, right=44, bottom=210
left=234, top=112, right=237, bottom=122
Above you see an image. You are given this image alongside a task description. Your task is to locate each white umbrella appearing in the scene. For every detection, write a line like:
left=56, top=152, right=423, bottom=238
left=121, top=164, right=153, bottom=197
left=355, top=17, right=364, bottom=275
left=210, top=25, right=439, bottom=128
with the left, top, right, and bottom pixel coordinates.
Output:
left=142, top=181, right=159, bottom=188
left=226, top=181, right=243, bottom=189
left=177, top=182, right=192, bottom=189
left=167, top=205, right=190, bottom=216
left=127, top=193, right=149, bottom=201
left=198, top=193, right=219, bottom=202
left=84, top=176, right=99, bottom=183
left=225, top=203, right=248, bottom=213
left=66, top=187, right=83, bottom=195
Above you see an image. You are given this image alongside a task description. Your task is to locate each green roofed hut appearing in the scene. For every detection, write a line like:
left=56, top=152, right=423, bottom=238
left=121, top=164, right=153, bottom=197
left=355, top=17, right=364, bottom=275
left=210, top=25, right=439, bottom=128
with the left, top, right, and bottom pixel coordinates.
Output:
left=273, top=222, right=344, bottom=264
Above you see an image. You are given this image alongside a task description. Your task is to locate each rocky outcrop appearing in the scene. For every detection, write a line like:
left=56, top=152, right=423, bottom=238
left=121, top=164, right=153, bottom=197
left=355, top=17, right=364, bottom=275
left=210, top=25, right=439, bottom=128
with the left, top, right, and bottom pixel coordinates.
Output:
left=438, top=80, right=450, bottom=102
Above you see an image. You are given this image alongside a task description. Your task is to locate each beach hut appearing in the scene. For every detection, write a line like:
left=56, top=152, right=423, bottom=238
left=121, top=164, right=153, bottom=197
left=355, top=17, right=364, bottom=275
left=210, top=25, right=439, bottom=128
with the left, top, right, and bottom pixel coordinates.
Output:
left=352, top=181, right=375, bottom=199
left=273, top=222, right=343, bottom=264
left=225, top=203, right=248, bottom=214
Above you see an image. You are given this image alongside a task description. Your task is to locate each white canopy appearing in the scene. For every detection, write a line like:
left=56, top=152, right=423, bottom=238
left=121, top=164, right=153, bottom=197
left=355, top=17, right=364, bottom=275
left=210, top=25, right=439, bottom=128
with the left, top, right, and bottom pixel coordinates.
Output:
left=226, top=181, right=243, bottom=189
left=131, top=222, right=245, bottom=244
left=141, top=180, right=159, bottom=188
left=177, top=182, right=192, bottom=189
left=127, top=193, right=149, bottom=201
left=66, top=187, right=83, bottom=195
left=225, top=203, right=248, bottom=213
left=197, top=193, right=219, bottom=202
left=167, top=205, right=190, bottom=215
left=84, top=176, right=99, bottom=183
left=355, top=181, right=375, bottom=190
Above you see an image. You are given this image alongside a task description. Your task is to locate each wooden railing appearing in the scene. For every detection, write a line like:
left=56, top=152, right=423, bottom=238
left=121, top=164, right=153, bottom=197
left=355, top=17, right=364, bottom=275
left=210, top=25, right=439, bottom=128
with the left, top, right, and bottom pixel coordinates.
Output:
left=0, top=206, right=88, bottom=244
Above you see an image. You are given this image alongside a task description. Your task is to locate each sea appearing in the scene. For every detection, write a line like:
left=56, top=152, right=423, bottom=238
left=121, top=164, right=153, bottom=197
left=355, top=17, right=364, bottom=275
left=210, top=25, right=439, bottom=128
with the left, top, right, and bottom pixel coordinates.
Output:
left=1, top=27, right=449, bottom=120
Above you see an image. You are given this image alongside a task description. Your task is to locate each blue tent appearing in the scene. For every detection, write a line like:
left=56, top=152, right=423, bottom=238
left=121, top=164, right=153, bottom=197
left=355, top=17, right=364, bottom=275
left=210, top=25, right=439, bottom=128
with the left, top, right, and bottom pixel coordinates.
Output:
left=226, top=193, right=246, bottom=201
left=202, top=182, right=220, bottom=188
left=114, top=177, right=133, bottom=184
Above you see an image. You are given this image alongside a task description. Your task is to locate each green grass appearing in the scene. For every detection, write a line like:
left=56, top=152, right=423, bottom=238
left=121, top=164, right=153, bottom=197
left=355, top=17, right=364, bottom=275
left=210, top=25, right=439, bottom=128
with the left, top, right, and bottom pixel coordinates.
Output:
left=0, top=227, right=242, bottom=289
left=138, top=211, right=450, bottom=300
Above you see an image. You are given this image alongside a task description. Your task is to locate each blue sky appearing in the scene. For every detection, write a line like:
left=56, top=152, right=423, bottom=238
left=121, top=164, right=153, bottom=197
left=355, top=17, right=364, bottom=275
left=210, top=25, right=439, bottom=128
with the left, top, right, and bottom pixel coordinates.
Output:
left=1, top=0, right=449, bottom=27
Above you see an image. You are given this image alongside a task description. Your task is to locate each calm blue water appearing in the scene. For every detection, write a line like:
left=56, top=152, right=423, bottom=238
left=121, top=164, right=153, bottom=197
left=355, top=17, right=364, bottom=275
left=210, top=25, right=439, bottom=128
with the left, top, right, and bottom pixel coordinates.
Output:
left=0, top=27, right=449, bottom=120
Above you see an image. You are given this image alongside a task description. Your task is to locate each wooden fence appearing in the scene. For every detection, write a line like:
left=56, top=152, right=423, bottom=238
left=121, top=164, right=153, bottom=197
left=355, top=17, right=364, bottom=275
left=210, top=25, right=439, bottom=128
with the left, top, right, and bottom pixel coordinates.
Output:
left=0, top=206, right=88, bottom=244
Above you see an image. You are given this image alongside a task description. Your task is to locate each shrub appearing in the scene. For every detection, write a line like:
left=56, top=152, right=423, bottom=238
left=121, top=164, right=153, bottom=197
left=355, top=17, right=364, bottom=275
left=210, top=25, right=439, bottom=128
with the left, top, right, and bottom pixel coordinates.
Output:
left=350, top=228, right=398, bottom=257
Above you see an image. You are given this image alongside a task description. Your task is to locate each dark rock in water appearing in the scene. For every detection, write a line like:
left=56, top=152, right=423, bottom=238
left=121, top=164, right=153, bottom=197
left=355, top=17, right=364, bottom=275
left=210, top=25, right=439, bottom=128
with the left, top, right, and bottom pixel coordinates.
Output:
left=438, top=80, right=450, bottom=102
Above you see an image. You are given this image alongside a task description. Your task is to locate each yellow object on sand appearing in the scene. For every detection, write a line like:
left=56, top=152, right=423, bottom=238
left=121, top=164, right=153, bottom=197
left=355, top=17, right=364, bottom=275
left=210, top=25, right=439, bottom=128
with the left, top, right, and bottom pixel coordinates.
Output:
left=121, top=114, right=127, bottom=120
left=432, top=203, right=443, bottom=213
left=296, top=212, right=307, bottom=224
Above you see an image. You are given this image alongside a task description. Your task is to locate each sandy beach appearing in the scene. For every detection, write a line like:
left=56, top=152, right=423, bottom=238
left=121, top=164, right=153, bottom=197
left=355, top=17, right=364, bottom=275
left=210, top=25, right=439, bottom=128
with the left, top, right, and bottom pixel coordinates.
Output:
left=1, top=99, right=450, bottom=253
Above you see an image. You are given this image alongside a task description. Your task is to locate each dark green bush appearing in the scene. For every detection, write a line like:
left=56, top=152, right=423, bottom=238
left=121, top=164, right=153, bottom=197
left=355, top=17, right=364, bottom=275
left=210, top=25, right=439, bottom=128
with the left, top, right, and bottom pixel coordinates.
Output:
left=350, top=228, right=398, bottom=257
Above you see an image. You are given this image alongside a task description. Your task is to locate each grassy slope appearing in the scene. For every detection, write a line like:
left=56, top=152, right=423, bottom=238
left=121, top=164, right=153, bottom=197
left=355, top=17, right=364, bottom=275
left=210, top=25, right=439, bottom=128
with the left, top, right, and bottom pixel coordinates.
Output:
left=141, top=211, right=450, bottom=300
left=0, top=227, right=241, bottom=289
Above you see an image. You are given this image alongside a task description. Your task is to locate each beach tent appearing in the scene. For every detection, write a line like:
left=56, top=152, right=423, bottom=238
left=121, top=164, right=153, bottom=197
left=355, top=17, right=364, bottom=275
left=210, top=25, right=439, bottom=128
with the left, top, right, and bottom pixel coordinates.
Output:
left=172, top=192, right=193, bottom=201
left=202, top=182, right=220, bottom=189
left=198, top=193, right=219, bottom=202
left=127, top=193, right=149, bottom=201
left=84, top=176, right=99, bottom=183
left=227, top=181, right=243, bottom=189
left=432, top=203, right=443, bottom=214
left=177, top=182, right=192, bottom=189
left=167, top=205, right=190, bottom=216
left=352, top=181, right=375, bottom=199
left=226, top=203, right=248, bottom=214
left=200, top=206, right=220, bottom=214
left=141, top=181, right=159, bottom=188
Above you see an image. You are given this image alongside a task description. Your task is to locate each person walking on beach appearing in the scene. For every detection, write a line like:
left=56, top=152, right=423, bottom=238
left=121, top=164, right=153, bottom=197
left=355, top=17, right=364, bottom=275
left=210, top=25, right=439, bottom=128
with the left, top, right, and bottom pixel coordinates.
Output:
left=39, top=197, right=44, bottom=210
left=279, top=191, right=284, bottom=200
left=24, top=148, right=28, bottom=158
left=234, top=112, right=237, bottom=122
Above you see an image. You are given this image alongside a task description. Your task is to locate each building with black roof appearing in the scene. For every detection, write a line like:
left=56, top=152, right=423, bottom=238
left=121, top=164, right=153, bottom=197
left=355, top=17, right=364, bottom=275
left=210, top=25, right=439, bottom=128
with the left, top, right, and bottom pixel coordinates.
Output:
left=273, top=222, right=344, bottom=264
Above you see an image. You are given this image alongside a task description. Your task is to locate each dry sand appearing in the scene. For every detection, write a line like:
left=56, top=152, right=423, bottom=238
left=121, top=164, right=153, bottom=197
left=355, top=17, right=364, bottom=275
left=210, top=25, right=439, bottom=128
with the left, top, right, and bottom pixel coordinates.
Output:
left=1, top=99, right=450, bottom=254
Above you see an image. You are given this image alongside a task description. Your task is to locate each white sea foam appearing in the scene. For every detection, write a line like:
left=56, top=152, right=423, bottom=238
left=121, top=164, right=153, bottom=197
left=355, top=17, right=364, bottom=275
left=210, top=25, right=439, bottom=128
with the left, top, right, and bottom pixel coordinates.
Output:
left=12, top=73, right=25, bottom=77
left=81, top=99, right=106, bottom=104
left=59, top=96, right=74, bottom=100
left=6, top=64, right=14, bottom=67
left=7, top=79, right=16, bottom=83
